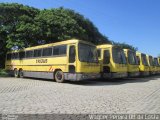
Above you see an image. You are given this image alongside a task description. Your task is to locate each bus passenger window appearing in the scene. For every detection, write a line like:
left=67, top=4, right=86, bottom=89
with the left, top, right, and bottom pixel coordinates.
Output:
left=7, top=53, right=11, bottom=60
left=42, top=48, right=52, bottom=56
left=15, top=53, right=19, bottom=59
left=11, top=53, right=18, bottom=59
left=59, top=45, right=66, bottom=55
left=53, top=45, right=66, bottom=56
left=34, top=49, right=42, bottom=57
left=19, top=51, right=25, bottom=59
left=26, top=51, right=33, bottom=58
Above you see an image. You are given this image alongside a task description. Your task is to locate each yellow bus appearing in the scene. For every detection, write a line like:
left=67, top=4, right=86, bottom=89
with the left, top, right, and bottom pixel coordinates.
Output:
left=153, top=57, right=159, bottom=74
left=97, top=44, right=128, bottom=79
left=158, top=58, right=160, bottom=74
left=136, top=52, right=149, bottom=76
left=158, top=58, right=160, bottom=64
left=123, top=49, right=139, bottom=77
left=5, top=39, right=100, bottom=82
left=146, top=55, right=156, bottom=75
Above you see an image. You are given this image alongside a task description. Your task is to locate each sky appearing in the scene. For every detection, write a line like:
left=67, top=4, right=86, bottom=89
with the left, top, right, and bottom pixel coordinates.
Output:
left=0, top=0, right=160, bottom=57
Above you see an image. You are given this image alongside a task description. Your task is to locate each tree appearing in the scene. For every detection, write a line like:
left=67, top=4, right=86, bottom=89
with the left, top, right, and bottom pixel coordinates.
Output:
left=0, top=3, right=137, bottom=68
left=0, top=3, right=39, bottom=48
left=0, top=3, right=39, bottom=67
left=34, top=7, right=110, bottom=44
left=112, top=41, right=138, bottom=51
left=0, top=3, right=110, bottom=49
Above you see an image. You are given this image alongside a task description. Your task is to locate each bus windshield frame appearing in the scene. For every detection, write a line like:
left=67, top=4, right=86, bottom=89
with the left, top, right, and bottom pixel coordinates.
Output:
left=78, top=43, right=98, bottom=63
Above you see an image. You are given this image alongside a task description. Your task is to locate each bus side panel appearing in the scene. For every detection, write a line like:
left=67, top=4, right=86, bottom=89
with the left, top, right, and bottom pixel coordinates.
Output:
left=23, top=71, right=54, bottom=79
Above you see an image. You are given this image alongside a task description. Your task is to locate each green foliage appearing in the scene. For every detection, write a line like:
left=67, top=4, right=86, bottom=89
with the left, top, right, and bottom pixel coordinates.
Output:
left=34, top=7, right=110, bottom=44
left=0, top=3, right=137, bottom=68
left=112, top=41, right=138, bottom=51
left=0, top=69, right=8, bottom=77
left=0, top=3, right=39, bottom=67
left=0, top=3, right=39, bottom=49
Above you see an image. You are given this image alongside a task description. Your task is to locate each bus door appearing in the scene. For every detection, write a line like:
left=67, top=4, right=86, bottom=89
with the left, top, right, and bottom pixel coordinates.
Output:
left=68, top=45, right=76, bottom=73
left=103, top=49, right=110, bottom=73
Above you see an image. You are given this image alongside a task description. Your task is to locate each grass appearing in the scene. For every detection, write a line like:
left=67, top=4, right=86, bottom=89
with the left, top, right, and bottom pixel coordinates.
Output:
left=0, top=69, right=9, bottom=77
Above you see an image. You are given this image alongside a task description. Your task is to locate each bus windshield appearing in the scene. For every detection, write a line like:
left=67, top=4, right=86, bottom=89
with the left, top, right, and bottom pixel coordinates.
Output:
left=149, top=56, right=154, bottom=66
left=128, top=51, right=138, bottom=65
left=112, top=47, right=127, bottom=64
left=154, top=58, right=159, bottom=66
left=141, top=54, right=148, bottom=66
left=78, top=43, right=98, bottom=63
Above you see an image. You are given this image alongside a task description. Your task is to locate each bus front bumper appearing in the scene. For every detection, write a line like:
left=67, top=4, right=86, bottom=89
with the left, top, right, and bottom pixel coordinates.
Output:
left=128, top=72, right=140, bottom=77
left=64, top=73, right=101, bottom=81
left=103, top=72, right=128, bottom=79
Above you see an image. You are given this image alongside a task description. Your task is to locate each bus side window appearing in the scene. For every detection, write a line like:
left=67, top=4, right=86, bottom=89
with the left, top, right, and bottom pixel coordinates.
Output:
left=136, top=56, right=140, bottom=65
left=69, top=46, right=76, bottom=63
left=19, top=51, right=25, bottom=60
left=103, top=50, right=110, bottom=64
left=15, top=53, right=19, bottom=59
left=59, top=45, right=66, bottom=55
left=11, top=53, right=16, bottom=59
left=42, top=48, right=52, bottom=56
left=97, top=49, right=101, bottom=58
left=34, top=49, right=42, bottom=57
left=53, top=45, right=66, bottom=56
left=7, top=53, right=11, bottom=60
left=26, top=50, right=33, bottom=58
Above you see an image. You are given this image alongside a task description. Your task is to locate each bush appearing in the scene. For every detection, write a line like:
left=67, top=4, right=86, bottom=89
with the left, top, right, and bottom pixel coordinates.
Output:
left=0, top=69, right=8, bottom=77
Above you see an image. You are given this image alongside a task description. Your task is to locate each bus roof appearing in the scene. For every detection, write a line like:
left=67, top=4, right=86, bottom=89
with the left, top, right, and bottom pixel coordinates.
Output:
left=123, top=49, right=129, bottom=51
left=146, top=54, right=153, bottom=58
left=7, top=39, right=95, bottom=53
left=96, top=44, right=113, bottom=49
left=123, top=48, right=136, bottom=52
left=136, top=51, right=146, bottom=56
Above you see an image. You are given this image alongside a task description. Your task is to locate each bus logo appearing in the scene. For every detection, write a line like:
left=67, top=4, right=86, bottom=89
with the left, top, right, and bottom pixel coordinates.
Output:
left=36, top=59, right=48, bottom=63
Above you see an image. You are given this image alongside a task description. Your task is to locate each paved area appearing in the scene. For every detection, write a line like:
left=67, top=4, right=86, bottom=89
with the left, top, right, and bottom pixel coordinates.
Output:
left=0, top=76, right=160, bottom=115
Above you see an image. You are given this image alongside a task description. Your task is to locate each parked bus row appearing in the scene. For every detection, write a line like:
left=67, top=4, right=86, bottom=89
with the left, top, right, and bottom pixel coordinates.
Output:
left=5, top=39, right=160, bottom=82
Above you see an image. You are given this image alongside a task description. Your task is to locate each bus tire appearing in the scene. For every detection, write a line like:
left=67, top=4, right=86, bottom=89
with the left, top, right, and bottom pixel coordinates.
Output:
left=19, top=69, right=23, bottom=78
left=54, top=70, right=65, bottom=83
left=14, top=69, right=19, bottom=78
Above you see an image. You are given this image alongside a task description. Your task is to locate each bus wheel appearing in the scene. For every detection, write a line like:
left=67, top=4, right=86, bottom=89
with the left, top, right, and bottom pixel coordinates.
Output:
left=19, top=69, right=23, bottom=78
left=14, top=69, right=19, bottom=78
left=54, top=70, right=64, bottom=83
